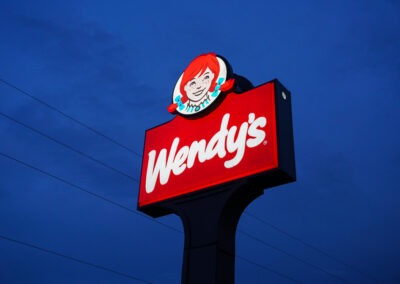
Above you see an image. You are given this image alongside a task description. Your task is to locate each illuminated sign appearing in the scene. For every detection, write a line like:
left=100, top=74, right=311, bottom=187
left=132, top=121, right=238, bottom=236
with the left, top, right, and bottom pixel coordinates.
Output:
left=139, top=74, right=295, bottom=215
left=168, top=53, right=234, bottom=116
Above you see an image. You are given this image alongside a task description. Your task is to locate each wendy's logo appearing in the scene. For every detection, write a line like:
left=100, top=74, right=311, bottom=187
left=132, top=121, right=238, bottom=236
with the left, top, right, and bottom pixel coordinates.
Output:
left=168, top=53, right=235, bottom=116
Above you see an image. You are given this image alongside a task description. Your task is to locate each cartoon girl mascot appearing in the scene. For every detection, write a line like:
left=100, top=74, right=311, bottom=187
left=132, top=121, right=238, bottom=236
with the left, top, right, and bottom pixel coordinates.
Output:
left=168, top=53, right=235, bottom=115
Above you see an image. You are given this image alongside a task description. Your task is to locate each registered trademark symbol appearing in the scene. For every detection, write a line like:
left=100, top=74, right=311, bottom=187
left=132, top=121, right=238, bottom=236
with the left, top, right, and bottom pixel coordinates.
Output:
left=263, top=140, right=268, bottom=146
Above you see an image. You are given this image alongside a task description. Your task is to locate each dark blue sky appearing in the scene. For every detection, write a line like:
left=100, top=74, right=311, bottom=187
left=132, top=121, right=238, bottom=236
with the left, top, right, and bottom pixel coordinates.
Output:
left=0, top=0, right=399, bottom=283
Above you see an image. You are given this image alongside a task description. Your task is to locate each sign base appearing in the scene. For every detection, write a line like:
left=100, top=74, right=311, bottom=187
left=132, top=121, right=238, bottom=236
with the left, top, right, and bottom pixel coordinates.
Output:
left=162, top=181, right=263, bottom=284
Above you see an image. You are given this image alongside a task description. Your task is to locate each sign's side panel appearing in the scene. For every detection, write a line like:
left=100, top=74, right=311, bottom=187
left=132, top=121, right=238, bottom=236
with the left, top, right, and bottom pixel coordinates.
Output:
left=274, top=80, right=296, bottom=181
left=138, top=82, right=280, bottom=208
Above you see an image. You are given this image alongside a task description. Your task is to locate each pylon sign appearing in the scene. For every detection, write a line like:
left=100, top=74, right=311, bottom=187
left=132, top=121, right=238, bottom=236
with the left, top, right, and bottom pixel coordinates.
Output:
left=138, top=53, right=295, bottom=216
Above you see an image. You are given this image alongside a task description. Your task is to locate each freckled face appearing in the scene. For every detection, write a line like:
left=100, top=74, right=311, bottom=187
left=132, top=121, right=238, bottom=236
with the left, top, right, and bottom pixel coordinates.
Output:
left=184, top=68, right=215, bottom=102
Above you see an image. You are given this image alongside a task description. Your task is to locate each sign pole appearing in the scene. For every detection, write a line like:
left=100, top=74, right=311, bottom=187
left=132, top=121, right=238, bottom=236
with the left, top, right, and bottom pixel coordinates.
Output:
left=164, top=183, right=264, bottom=284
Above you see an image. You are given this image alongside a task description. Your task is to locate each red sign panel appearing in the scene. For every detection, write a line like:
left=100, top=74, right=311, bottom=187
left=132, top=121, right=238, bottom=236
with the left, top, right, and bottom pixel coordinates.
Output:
left=138, top=81, right=280, bottom=208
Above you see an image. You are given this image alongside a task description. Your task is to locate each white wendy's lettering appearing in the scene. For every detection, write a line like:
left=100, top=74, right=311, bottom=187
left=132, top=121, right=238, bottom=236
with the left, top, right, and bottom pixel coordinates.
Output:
left=145, top=113, right=267, bottom=193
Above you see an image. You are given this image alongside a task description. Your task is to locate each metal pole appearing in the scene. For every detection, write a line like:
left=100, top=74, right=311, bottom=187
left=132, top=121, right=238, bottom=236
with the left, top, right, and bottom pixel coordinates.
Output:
left=164, top=183, right=263, bottom=284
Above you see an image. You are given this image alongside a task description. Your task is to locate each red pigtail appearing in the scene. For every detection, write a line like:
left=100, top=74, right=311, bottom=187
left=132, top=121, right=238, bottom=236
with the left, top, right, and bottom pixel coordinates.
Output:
left=220, top=78, right=235, bottom=92
left=167, top=103, right=177, bottom=113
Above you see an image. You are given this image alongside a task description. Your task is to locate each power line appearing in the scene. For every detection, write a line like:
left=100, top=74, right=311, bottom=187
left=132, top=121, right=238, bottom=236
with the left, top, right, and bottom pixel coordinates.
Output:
left=0, top=151, right=181, bottom=234
left=238, top=229, right=352, bottom=284
left=0, top=111, right=139, bottom=183
left=0, top=78, right=142, bottom=158
left=236, top=253, right=306, bottom=284
left=244, top=212, right=379, bottom=283
left=0, top=151, right=323, bottom=283
left=0, top=234, right=152, bottom=283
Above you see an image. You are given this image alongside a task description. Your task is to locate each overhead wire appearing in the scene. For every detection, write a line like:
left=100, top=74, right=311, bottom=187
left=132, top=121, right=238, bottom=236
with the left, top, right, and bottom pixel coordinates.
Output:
left=235, top=254, right=306, bottom=284
left=0, top=151, right=181, bottom=234
left=0, top=234, right=152, bottom=284
left=238, top=229, right=352, bottom=284
left=243, top=212, right=379, bottom=284
left=0, top=78, right=142, bottom=158
left=0, top=111, right=138, bottom=182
